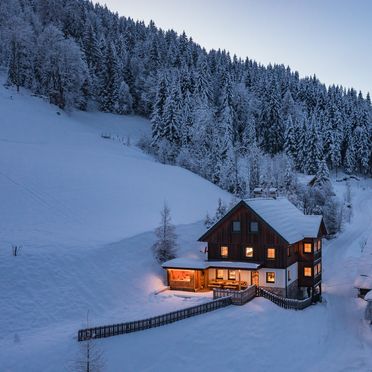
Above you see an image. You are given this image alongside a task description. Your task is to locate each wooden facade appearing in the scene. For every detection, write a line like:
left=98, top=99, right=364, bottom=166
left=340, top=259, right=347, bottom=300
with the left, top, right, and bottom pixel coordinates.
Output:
left=197, top=200, right=325, bottom=299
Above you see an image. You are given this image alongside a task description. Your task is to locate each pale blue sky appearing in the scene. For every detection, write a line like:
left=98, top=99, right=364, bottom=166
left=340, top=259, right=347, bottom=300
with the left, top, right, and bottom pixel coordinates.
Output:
left=97, top=0, right=371, bottom=94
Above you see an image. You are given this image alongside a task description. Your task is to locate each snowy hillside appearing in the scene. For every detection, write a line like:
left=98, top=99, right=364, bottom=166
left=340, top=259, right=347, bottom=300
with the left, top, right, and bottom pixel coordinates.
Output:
left=1, top=80, right=372, bottom=372
left=0, top=81, right=231, bottom=371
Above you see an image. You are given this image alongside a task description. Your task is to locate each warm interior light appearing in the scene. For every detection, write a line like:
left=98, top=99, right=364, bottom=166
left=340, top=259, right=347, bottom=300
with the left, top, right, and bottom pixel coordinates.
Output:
left=304, top=243, right=312, bottom=253
left=169, top=270, right=193, bottom=282
left=267, top=248, right=275, bottom=259
left=304, top=267, right=312, bottom=277
left=220, top=246, right=228, bottom=257
left=245, top=247, right=254, bottom=257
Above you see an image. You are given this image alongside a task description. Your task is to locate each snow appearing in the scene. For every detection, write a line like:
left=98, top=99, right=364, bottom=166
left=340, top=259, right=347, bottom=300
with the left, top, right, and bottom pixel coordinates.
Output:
left=365, top=291, right=372, bottom=301
left=245, top=197, right=322, bottom=243
left=354, top=275, right=372, bottom=290
left=162, top=257, right=209, bottom=270
left=1, top=81, right=372, bottom=371
left=162, top=257, right=261, bottom=270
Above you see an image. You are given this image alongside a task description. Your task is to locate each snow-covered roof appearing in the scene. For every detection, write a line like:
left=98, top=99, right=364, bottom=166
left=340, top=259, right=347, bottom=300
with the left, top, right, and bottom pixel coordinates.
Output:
left=207, top=261, right=261, bottom=270
left=365, top=291, right=372, bottom=301
left=297, top=174, right=316, bottom=186
left=244, top=197, right=323, bottom=244
left=162, top=258, right=261, bottom=270
left=354, top=275, right=372, bottom=290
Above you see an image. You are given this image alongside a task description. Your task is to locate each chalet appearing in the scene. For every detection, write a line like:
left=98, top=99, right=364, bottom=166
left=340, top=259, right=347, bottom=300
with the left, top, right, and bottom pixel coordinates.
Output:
left=162, top=197, right=327, bottom=300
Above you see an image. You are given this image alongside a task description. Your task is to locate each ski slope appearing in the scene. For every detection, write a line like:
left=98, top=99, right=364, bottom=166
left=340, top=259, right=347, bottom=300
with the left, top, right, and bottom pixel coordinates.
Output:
left=1, top=80, right=372, bottom=372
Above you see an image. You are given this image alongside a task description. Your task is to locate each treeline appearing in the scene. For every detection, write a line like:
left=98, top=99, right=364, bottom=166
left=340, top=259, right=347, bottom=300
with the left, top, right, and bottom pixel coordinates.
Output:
left=1, top=0, right=371, bottom=193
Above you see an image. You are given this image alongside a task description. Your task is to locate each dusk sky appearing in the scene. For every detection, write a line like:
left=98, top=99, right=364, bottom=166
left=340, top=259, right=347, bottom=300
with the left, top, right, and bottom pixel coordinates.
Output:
left=97, top=0, right=371, bottom=95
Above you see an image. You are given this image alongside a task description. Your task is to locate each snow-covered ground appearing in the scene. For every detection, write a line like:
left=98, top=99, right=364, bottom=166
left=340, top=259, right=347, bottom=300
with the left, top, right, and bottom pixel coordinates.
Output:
left=1, top=81, right=372, bottom=371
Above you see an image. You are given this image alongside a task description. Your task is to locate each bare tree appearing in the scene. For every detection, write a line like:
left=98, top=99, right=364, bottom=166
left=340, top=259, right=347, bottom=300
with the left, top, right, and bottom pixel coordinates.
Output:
left=152, top=203, right=177, bottom=264
left=75, top=312, right=105, bottom=372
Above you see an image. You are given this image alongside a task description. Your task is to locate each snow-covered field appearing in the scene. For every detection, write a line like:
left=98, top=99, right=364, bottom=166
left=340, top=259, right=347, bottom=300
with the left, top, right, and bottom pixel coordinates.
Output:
left=1, top=80, right=372, bottom=371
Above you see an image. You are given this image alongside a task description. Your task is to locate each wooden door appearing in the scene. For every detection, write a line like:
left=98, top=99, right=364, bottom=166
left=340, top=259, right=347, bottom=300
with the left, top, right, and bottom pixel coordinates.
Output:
left=251, top=271, right=259, bottom=286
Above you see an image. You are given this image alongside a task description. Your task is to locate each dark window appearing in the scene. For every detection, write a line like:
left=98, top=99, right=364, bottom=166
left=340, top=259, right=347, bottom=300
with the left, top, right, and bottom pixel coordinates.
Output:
left=288, top=269, right=291, bottom=281
left=266, top=272, right=275, bottom=283
left=287, top=246, right=291, bottom=257
left=228, top=270, right=236, bottom=280
left=232, top=220, right=241, bottom=232
left=250, top=221, right=259, bottom=233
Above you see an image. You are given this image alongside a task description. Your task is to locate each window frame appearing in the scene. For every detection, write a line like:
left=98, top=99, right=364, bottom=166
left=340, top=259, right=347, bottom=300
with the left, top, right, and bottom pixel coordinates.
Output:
left=216, top=269, right=224, bottom=280
left=220, top=246, right=229, bottom=258
left=249, top=221, right=259, bottom=233
left=228, top=270, right=236, bottom=280
left=304, top=267, right=312, bottom=277
left=267, top=247, right=276, bottom=260
left=245, top=246, right=254, bottom=258
left=232, top=220, right=241, bottom=233
left=266, top=272, right=276, bottom=283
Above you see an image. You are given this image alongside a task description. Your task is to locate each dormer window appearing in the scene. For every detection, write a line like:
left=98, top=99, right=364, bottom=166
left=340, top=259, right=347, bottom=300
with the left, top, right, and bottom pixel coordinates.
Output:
left=232, top=221, right=241, bottom=232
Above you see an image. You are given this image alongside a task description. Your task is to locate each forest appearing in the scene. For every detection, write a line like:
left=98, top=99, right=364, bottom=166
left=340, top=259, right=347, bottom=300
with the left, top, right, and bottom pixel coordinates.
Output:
left=1, top=0, right=371, bottom=233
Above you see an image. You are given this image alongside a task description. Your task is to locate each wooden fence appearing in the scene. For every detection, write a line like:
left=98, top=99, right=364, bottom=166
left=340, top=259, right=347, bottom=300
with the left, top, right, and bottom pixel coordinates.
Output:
left=256, top=287, right=313, bottom=310
left=78, top=296, right=232, bottom=342
left=213, top=285, right=256, bottom=305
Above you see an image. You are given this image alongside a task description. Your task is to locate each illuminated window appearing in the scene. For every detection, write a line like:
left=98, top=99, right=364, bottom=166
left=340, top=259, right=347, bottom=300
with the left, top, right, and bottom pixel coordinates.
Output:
left=315, top=240, right=321, bottom=251
left=304, top=243, right=312, bottom=253
left=304, top=267, right=312, bottom=277
left=216, top=269, right=224, bottom=279
left=232, top=221, right=241, bottom=232
left=266, top=272, right=275, bottom=283
left=267, top=248, right=276, bottom=259
left=170, top=270, right=192, bottom=282
left=288, top=269, right=291, bottom=281
left=314, top=263, right=321, bottom=276
left=250, top=221, right=259, bottom=233
left=220, top=246, right=228, bottom=258
left=245, top=247, right=254, bottom=258
left=228, top=270, right=236, bottom=280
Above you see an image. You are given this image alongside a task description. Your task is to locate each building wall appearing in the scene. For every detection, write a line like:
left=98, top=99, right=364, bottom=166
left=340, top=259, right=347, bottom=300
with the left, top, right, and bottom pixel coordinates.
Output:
left=202, top=203, right=296, bottom=269
left=207, top=268, right=250, bottom=284
left=258, top=268, right=286, bottom=289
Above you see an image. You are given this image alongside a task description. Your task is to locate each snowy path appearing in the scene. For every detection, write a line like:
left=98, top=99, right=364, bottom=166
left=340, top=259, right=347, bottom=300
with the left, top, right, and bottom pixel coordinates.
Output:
left=320, top=181, right=372, bottom=370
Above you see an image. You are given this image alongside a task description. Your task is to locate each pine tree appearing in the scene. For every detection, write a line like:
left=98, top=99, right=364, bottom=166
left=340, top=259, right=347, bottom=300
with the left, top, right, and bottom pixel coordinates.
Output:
left=151, top=73, right=168, bottom=144
left=314, top=158, right=330, bottom=186
left=117, top=81, right=133, bottom=115
left=304, top=115, right=322, bottom=174
left=284, top=115, right=297, bottom=161
left=152, top=203, right=178, bottom=264
left=98, top=43, right=119, bottom=112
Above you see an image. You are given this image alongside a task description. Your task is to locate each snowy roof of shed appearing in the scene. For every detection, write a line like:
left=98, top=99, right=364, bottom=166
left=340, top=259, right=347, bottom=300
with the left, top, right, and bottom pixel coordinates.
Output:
left=244, top=198, right=323, bottom=244
left=365, top=291, right=372, bottom=301
left=162, top=258, right=261, bottom=270
left=354, top=275, right=372, bottom=290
